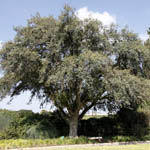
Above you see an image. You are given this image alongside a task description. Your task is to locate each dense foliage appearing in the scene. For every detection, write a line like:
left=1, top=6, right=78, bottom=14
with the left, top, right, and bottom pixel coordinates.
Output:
left=0, top=109, right=149, bottom=140
left=0, top=109, right=68, bottom=139
left=0, top=109, right=17, bottom=131
left=1, top=6, right=150, bottom=137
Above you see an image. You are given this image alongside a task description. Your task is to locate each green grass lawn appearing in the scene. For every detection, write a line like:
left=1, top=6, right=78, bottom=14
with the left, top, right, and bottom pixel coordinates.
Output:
left=1, top=138, right=150, bottom=150
left=0, top=137, right=94, bottom=149
left=83, top=114, right=107, bottom=120
left=24, top=144, right=150, bottom=150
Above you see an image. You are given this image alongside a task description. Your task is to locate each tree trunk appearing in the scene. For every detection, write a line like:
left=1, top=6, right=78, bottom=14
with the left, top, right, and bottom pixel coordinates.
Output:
left=69, top=115, right=78, bottom=137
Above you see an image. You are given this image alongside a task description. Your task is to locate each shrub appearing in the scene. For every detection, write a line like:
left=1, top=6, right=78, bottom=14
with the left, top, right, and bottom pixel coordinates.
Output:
left=0, top=109, right=68, bottom=139
left=26, top=122, right=59, bottom=139
left=0, top=109, right=17, bottom=131
left=79, top=116, right=118, bottom=137
left=117, top=108, right=150, bottom=136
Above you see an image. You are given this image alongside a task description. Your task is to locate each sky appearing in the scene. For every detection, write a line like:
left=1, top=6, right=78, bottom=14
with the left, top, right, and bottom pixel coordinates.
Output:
left=0, top=0, right=150, bottom=112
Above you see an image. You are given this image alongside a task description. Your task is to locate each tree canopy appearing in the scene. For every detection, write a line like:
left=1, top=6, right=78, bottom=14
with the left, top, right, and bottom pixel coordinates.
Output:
left=1, top=6, right=150, bottom=137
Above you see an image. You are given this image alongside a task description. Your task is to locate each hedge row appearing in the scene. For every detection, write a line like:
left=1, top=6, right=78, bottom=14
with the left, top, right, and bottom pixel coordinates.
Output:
left=0, top=108, right=150, bottom=139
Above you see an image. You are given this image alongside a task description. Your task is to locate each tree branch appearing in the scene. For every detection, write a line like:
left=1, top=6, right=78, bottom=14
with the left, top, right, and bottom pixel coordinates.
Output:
left=58, top=106, right=70, bottom=121
left=78, top=94, right=111, bottom=120
left=78, top=102, right=96, bottom=120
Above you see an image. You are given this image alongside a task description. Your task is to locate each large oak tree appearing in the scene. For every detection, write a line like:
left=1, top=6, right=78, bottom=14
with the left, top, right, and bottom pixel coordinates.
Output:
left=1, top=6, right=150, bottom=137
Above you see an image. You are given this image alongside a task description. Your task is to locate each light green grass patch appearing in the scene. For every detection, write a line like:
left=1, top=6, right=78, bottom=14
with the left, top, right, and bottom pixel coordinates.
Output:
left=25, top=144, right=150, bottom=150
left=0, top=137, right=93, bottom=149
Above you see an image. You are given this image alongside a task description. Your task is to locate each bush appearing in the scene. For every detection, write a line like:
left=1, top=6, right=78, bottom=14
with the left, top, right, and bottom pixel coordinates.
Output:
left=79, top=116, right=119, bottom=137
left=26, top=122, right=59, bottom=139
left=0, top=109, right=17, bottom=131
left=0, top=109, right=68, bottom=139
left=117, top=108, right=150, bottom=136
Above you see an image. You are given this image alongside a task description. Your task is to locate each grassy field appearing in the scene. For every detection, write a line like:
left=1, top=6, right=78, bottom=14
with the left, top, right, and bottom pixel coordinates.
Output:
left=0, top=137, right=94, bottom=149
left=18, top=144, right=150, bottom=150
left=83, top=114, right=107, bottom=120
left=1, top=137, right=150, bottom=150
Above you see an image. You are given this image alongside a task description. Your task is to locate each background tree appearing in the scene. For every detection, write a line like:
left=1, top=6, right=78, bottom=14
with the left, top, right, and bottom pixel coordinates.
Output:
left=1, top=6, right=150, bottom=137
